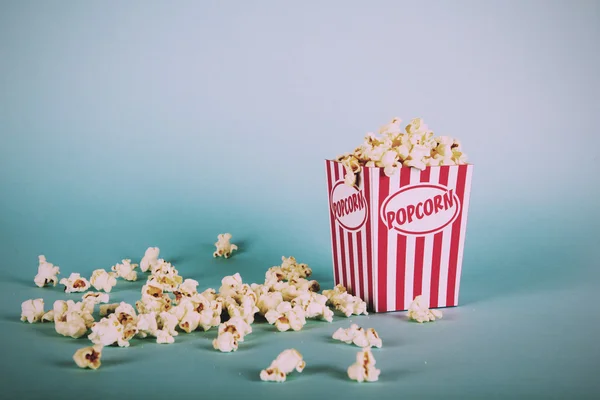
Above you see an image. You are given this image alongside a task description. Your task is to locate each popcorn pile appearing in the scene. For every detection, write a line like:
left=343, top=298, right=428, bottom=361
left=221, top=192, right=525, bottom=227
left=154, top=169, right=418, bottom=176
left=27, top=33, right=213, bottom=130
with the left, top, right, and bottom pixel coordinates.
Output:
left=335, top=117, right=468, bottom=186
left=18, top=232, right=443, bottom=382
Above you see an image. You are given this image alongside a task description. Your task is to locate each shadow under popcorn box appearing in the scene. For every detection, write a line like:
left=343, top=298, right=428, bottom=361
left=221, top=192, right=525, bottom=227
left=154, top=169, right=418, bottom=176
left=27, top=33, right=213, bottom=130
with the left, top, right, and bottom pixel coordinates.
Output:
left=325, top=160, right=474, bottom=313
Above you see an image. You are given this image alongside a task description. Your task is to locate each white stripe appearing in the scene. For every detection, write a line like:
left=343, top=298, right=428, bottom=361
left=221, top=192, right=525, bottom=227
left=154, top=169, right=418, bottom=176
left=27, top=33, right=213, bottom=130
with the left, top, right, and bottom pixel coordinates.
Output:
left=338, top=163, right=353, bottom=292
left=454, top=165, right=474, bottom=305
left=361, top=200, right=369, bottom=304
left=421, top=167, right=440, bottom=306
left=369, top=168, right=379, bottom=311
left=403, top=168, right=421, bottom=309
left=386, top=170, right=400, bottom=311
left=331, top=162, right=344, bottom=288
left=352, top=229, right=360, bottom=298
left=437, top=166, right=459, bottom=307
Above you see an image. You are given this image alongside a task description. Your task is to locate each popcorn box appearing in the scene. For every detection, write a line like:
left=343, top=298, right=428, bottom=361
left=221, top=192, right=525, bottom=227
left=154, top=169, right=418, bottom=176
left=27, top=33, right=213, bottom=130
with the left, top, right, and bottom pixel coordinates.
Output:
left=325, top=160, right=474, bottom=312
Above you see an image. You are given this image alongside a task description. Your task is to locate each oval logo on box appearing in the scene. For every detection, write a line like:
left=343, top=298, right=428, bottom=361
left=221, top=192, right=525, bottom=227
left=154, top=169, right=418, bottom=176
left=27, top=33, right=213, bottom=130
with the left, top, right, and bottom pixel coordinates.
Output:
left=330, top=181, right=368, bottom=231
left=380, top=184, right=461, bottom=236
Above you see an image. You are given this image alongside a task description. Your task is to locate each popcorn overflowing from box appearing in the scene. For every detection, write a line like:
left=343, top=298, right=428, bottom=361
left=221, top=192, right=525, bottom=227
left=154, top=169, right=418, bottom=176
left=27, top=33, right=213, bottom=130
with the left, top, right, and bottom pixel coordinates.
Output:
left=327, top=117, right=473, bottom=312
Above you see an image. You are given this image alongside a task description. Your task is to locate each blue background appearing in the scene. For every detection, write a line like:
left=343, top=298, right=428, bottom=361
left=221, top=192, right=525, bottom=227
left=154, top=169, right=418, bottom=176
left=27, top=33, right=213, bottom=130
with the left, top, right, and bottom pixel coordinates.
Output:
left=1, top=1, right=598, bottom=399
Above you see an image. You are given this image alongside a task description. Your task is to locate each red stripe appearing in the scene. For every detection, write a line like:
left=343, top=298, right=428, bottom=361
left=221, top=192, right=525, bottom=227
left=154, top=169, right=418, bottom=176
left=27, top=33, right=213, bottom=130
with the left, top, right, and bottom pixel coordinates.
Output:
left=395, top=167, right=411, bottom=311
left=430, top=166, right=449, bottom=308
left=446, top=165, right=468, bottom=307
left=376, top=169, right=390, bottom=312
left=363, top=167, right=374, bottom=310
left=336, top=163, right=348, bottom=290
left=357, top=230, right=364, bottom=302
left=412, top=168, right=431, bottom=300
left=347, top=231, right=355, bottom=293
left=326, top=161, right=340, bottom=287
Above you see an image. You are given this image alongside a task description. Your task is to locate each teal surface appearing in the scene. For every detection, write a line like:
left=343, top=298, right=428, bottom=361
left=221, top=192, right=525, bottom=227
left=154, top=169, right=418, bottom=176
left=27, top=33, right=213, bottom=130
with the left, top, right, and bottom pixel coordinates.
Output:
left=1, top=1, right=599, bottom=399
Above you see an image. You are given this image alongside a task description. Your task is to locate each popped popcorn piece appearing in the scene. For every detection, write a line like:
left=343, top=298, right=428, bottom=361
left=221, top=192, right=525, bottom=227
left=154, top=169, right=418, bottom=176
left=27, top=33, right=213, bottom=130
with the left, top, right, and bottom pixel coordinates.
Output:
left=264, top=302, right=307, bottom=332
left=52, top=299, right=94, bottom=338
left=88, top=314, right=128, bottom=347
left=260, top=349, right=305, bottom=382
left=140, top=247, right=160, bottom=273
left=219, top=273, right=243, bottom=298
left=20, top=298, right=45, bottom=323
left=111, top=259, right=138, bottom=281
left=347, top=348, right=381, bottom=383
left=114, top=302, right=139, bottom=343
left=213, top=233, right=238, bottom=258
left=99, top=303, right=119, bottom=317
left=136, top=282, right=173, bottom=314
left=41, top=310, right=54, bottom=323
left=158, top=311, right=179, bottom=337
left=291, top=292, right=334, bottom=322
left=266, top=256, right=312, bottom=285
left=212, top=331, right=238, bottom=352
left=136, top=312, right=158, bottom=339
left=59, top=273, right=91, bottom=293
left=323, top=284, right=368, bottom=317
left=156, top=329, right=175, bottom=344
left=73, top=344, right=103, bottom=370
left=34, top=255, right=60, bottom=288
left=218, top=316, right=252, bottom=341
left=55, top=310, right=89, bottom=338
left=177, top=302, right=201, bottom=333
left=224, top=295, right=259, bottom=324
left=173, top=278, right=199, bottom=304
left=90, top=269, right=118, bottom=293
left=256, top=291, right=284, bottom=315
left=407, top=295, right=442, bottom=323
left=146, top=261, right=182, bottom=292
left=82, top=292, right=110, bottom=305
left=332, top=324, right=382, bottom=348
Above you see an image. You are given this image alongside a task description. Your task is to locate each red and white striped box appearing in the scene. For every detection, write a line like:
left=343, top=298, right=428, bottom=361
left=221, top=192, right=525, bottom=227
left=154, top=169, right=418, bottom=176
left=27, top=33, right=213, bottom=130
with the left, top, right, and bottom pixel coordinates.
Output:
left=325, top=160, right=474, bottom=312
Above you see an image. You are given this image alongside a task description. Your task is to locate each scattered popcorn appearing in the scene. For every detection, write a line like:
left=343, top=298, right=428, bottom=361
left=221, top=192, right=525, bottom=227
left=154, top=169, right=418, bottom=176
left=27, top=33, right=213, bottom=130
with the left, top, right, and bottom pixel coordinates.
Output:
left=219, top=273, right=243, bottom=298
left=219, top=316, right=252, bottom=341
left=88, top=314, right=127, bottom=347
left=173, top=278, right=199, bottom=304
left=260, top=349, right=305, bottom=382
left=114, top=302, right=139, bottom=344
left=156, top=329, right=175, bottom=344
left=34, top=255, right=60, bottom=288
left=90, top=269, right=118, bottom=293
left=158, top=311, right=179, bottom=338
left=59, top=273, right=91, bottom=293
left=332, top=324, right=382, bottom=348
left=111, top=259, right=138, bottom=281
left=99, top=303, right=119, bottom=317
left=224, top=295, right=259, bottom=324
left=73, top=344, right=103, bottom=370
left=20, top=298, right=45, bottom=323
left=323, top=284, right=368, bottom=317
left=140, top=247, right=160, bottom=273
left=82, top=292, right=110, bottom=305
left=213, top=233, right=238, bottom=258
left=41, top=310, right=54, bottom=323
left=347, top=348, right=381, bottom=383
left=146, top=261, right=182, bottom=292
left=265, top=302, right=307, bottom=332
left=335, top=117, right=469, bottom=185
left=212, top=330, right=238, bottom=352
left=256, top=291, right=283, bottom=316
left=291, top=292, right=334, bottom=322
left=54, top=309, right=89, bottom=338
left=407, top=295, right=442, bottom=323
